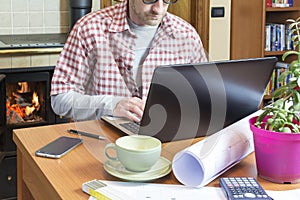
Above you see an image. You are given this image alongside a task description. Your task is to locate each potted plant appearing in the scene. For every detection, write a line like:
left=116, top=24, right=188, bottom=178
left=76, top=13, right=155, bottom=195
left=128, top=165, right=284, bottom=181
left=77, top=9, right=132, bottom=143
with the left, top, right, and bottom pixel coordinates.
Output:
left=249, top=17, right=300, bottom=184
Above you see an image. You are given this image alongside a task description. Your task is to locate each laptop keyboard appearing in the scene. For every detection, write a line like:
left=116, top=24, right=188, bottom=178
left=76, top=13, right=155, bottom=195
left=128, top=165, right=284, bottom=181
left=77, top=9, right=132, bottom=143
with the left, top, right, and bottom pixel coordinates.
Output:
left=120, top=122, right=140, bottom=134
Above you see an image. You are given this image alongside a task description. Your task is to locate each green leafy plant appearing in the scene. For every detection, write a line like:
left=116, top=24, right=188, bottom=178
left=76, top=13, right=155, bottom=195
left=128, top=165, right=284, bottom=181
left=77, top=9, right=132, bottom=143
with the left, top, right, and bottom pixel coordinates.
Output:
left=255, top=17, right=300, bottom=133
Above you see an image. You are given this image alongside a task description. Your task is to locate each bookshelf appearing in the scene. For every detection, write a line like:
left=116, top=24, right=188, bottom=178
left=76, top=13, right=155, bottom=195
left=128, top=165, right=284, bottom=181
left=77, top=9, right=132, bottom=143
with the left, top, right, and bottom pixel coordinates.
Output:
left=231, top=0, right=300, bottom=106
left=231, top=0, right=300, bottom=61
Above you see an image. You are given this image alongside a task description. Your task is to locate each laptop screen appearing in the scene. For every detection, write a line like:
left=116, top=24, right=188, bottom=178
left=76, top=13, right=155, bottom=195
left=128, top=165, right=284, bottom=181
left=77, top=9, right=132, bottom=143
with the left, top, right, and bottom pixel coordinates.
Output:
left=139, top=57, right=277, bottom=142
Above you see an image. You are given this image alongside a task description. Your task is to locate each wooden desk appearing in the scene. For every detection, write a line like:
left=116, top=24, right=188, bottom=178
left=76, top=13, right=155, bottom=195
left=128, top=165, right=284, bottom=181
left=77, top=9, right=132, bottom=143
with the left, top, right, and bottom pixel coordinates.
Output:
left=13, top=120, right=300, bottom=199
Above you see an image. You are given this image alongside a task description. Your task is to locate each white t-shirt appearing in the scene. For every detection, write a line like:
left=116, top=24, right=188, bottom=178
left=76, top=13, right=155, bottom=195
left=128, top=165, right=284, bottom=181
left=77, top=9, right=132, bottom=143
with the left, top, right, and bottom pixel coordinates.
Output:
left=127, top=17, right=158, bottom=88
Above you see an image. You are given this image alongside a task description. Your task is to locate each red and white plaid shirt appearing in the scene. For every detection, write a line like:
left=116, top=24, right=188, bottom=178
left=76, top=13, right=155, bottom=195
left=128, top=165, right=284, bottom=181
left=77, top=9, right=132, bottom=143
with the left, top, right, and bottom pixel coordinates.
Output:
left=51, top=1, right=207, bottom=99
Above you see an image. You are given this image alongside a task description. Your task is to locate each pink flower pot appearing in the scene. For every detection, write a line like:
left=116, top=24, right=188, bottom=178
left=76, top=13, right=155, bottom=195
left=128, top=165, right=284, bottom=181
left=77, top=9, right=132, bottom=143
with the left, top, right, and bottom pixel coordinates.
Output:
left=249, top=116, right=300, bottom=184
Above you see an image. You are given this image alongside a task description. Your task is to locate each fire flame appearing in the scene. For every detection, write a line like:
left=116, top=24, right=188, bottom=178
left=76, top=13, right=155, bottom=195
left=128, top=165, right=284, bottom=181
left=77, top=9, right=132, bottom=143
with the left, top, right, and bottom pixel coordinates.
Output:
left=25, top=92, right=40, bottom=116
left=6, top=90, right=40, bottom=122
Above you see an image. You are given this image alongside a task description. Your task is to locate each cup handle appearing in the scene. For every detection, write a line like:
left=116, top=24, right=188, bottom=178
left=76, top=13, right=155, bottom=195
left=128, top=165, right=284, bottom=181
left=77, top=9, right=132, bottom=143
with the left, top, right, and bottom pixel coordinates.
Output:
left=104, top=143, right=118, bottom=162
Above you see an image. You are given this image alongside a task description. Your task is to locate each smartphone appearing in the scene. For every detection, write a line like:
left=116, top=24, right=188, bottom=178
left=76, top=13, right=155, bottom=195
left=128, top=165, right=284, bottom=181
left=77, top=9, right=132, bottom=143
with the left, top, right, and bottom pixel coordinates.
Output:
left=35, top=136, right=83, bottom=159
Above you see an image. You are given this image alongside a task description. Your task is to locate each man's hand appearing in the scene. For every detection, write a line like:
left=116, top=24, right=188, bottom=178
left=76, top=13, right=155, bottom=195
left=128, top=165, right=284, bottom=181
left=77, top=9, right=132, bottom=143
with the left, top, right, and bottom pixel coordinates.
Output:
left=113, top=97, right=146, bottom=122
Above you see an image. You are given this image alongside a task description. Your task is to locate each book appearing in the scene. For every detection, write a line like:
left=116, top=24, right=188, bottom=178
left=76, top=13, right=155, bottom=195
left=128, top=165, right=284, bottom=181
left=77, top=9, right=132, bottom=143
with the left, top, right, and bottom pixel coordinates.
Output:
left=266, top=0, right=273, bottom=7
left=279, top=24, right=286, bottom=51
left=272, top=0, right=290, bottom=7
left=267, top=23, right=292, bottom=51
left=271, top=24, right=277, bottom=51
left=265, top=24, right=271, bottom=51
left=286, top=24, right=293, bottom=50
left=275, top=61, right=290, bottom=69
left=277, top=24, right=282, bottom=50
left=275, top=62, right=292, bottom=89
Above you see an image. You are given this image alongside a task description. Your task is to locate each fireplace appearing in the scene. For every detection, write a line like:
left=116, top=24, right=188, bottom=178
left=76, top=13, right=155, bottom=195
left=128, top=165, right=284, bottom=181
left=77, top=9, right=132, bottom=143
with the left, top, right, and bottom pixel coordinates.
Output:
left=0, top=66, right=66, bottom=199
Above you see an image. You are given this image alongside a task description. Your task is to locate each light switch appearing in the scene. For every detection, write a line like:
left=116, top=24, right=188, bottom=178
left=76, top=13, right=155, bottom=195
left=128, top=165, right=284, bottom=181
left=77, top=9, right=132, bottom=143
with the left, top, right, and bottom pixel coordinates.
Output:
left=211, top=7, right=225, bottom=18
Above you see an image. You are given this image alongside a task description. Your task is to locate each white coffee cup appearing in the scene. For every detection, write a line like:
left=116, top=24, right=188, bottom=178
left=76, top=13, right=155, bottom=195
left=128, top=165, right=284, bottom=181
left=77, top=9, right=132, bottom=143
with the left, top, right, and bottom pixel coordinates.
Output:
left=104, top=135, right=162, bottom=172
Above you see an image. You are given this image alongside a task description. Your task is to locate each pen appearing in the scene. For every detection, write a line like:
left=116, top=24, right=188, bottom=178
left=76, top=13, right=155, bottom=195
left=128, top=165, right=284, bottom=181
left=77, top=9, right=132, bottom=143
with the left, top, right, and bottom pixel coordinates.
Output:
left=67, top=129, right=106, bottom=140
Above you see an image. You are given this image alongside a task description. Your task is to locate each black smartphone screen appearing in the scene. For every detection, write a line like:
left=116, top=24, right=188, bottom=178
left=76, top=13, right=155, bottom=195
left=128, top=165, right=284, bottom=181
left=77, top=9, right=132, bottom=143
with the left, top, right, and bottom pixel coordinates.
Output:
left=35, top=136, right=83, bottom=158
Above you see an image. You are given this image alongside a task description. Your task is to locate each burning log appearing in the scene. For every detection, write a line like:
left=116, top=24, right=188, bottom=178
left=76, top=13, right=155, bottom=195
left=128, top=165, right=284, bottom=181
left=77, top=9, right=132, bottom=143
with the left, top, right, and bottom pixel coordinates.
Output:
left=17, top=82, right=30, bottom=93
left=6, top=83, right=41, bottom=124
left=6, top=108, right=24, bottom=124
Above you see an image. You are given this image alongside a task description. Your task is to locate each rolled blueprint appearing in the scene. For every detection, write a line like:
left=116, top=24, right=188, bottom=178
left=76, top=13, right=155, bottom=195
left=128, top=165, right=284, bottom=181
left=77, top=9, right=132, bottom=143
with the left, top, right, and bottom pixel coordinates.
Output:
left=172, top=112, right=257, bottom=187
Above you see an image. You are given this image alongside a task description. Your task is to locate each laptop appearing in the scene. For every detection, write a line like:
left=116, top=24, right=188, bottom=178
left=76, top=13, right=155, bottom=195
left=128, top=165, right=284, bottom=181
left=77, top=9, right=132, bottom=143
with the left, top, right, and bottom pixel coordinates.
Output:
left=101, top=57, right=277, bottom=142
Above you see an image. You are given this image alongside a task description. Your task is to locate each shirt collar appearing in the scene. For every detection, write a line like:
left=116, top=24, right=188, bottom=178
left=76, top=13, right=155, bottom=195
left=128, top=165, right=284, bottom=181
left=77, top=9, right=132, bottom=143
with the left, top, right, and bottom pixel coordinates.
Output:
left=109, top=1, right=130, bottom=33
left=159, top=13, right=179, bottom=39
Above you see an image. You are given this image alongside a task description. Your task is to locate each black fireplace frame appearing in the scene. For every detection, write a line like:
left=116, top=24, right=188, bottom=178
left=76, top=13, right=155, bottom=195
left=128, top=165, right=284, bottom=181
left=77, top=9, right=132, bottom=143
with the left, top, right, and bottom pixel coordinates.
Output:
left=0, top=66, right=67, bottom=199
left=4, top=71, right=53, bottom=127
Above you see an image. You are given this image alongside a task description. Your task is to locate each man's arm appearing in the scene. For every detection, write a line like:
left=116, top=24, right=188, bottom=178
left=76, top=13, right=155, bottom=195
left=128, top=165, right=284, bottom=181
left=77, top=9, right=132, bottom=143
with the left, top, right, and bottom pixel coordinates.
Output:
left=51, top=91, right=145, bottom=122
left=51, top=91, right=122, bottom=121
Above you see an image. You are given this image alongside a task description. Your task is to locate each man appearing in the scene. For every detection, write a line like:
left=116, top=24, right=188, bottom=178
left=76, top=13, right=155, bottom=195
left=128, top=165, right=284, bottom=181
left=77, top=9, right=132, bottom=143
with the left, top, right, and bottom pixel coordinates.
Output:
left=51, top=0, right=207, bottom=122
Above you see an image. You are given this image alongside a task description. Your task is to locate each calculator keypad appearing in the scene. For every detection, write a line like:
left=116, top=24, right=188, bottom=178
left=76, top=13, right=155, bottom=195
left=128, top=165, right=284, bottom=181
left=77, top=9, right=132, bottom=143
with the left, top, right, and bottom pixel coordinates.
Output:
left=220, top=177, right=272, bottom=200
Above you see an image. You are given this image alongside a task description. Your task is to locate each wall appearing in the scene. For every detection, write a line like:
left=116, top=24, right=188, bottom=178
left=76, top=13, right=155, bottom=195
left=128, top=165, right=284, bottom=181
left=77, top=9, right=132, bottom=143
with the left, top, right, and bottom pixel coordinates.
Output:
left=0, top=0, right=100, bottom=69
left=0, top=0, right=100, bottom=35
left=208, top=0, right=231, bottom=61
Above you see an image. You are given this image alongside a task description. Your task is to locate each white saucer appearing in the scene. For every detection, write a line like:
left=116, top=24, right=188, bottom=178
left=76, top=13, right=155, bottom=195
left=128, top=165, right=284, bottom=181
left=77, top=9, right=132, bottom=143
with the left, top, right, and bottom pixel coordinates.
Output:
left=103, top=157, right=172, bottom=181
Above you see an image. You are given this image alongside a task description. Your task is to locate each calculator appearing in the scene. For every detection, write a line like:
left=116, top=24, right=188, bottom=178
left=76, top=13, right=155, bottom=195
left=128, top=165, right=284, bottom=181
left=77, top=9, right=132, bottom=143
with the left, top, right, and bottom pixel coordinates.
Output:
left=220, top=177, right=273, bottom=200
